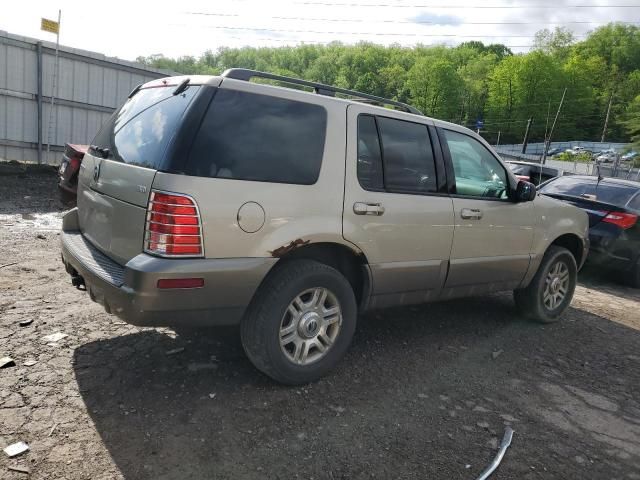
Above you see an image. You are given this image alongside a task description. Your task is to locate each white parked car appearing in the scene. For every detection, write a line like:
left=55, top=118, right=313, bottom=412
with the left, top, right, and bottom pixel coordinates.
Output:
left=596, top=152, right=617, bottom=163
left=565, top=146, right=591, bottom=156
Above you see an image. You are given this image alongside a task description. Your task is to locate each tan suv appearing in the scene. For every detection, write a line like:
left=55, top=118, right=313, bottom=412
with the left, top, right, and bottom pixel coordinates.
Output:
left=61, top=69, right=589, bottom=384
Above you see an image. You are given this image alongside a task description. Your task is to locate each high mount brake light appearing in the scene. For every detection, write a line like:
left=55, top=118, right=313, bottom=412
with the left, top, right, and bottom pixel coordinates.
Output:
left=144, top=191, right=204, bottom=257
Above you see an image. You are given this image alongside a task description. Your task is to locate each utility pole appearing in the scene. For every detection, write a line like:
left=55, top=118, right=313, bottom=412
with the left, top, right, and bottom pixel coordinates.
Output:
left=542, top=88, right=567, bottom=165
left=45, top=9, right=61, bottom=162
left=521, top=117, right=533, bottom=154
left=601, top=92, right=613, bottom=143
left=496, top=131, right=501, bottom=147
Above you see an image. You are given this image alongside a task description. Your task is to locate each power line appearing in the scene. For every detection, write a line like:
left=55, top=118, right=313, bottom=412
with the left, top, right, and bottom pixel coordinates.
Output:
left=185, top=12, right=640, bottom=26
left=297, top=1, right=640, bottom=8
left=172, top=23, right=588, bottom=39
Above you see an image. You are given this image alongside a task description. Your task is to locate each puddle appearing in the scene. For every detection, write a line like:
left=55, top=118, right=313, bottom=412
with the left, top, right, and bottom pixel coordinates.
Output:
left=0, top=212, right=64, bottom=232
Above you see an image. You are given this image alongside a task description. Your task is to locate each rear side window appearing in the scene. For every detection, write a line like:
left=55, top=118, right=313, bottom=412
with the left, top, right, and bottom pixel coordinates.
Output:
left=357, top=115, right=384, bottom=190
left=357, top=114, right=437, bottom=194
left=91, top=86, right=200, bottom=169
left=186, top=89, right=327, bottom=184
left=378, top=117, right=437, bottom=193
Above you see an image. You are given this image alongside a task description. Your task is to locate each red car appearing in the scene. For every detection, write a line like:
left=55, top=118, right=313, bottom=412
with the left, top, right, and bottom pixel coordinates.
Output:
left=58, top=143, right=88, bottom=205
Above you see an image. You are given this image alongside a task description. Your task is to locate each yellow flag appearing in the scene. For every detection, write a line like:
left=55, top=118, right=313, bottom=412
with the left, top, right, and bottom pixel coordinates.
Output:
left=41, top=18, right=59, bottom=34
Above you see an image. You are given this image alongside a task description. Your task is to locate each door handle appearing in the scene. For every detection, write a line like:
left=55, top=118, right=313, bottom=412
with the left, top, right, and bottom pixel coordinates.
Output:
left=353, top=202, right=385, bottom=216
left=460, top=208, right=483, bottom=220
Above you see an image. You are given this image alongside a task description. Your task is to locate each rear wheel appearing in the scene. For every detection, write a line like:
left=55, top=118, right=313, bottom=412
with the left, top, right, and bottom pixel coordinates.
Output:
left=241, top=260, right=357, bottom=385
left=514, top=246, right=577, bottom=323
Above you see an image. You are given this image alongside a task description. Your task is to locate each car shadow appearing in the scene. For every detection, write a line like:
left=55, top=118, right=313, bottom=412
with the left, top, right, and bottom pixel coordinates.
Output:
left=73, top=293, right=640, bottom=479
left=579, top=265, right=640, bottom=302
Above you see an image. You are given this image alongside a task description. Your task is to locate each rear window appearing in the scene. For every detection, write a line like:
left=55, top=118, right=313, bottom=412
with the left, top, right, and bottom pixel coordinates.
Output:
left=186, top=89, right=327, bottom=184
left=540, top=176, right=639, bottom=206
left=91, top=85, right=200, bottom=169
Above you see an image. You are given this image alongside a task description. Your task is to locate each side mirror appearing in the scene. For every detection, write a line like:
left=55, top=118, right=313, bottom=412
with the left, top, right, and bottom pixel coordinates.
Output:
left=515, top=180, right=537, bottom=202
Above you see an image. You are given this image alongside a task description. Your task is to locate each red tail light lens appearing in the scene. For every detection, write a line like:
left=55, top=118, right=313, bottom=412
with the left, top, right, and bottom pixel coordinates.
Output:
left=144, top=191, right=204, bottom=257
left=602, top=211, right=638, bottom=230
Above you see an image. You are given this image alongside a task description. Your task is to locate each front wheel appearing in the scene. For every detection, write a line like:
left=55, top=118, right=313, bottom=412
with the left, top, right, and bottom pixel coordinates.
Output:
left=514, top=246, right=577, bottom=323
left=241, top=260, right=357, bottom=385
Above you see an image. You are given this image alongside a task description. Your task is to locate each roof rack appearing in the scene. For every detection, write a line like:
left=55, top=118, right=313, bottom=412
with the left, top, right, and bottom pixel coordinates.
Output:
left=221, top=68, right=423, bottom=116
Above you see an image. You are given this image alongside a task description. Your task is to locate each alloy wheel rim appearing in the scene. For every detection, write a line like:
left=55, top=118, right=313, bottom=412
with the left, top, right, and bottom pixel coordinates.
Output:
left=279, top=287, right=342, bottom=365
left=543, top=260, right=570, bottom=310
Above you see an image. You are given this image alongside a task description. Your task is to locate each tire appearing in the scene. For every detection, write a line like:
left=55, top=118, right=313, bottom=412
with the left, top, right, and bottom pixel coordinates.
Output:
left=241, top=259, right=357, bottom=385
left=514, top=246, right=577, bottom=323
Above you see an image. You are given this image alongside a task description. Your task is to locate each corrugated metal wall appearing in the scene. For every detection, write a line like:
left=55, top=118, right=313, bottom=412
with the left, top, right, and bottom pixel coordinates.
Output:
left=0, top=30, right=172, bottom=164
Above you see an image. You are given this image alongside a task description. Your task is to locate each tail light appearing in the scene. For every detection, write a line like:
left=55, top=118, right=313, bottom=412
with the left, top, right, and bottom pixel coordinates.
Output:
left=602, top=211, right=638, bottom=230
left=144, top=191, right=204, bottom=257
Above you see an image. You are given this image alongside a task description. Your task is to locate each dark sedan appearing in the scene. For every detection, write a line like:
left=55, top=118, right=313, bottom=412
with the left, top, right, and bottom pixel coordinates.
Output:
left=58, top=143, right=88, bottom=206
left=539, top=175, right=640, bottom=287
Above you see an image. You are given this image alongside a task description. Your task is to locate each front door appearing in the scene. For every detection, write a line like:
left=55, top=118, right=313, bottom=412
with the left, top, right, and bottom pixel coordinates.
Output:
left=342, top=105, right=455, bottom=307
left=439, top=128, right=535, bottom=293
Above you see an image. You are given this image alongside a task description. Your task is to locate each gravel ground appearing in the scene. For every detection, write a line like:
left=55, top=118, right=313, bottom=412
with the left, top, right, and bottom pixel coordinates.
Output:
left=1, top=170, right=640, bottom=480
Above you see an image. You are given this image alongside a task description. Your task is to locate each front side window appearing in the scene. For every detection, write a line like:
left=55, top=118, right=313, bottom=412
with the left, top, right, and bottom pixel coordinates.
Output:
left=186, top=89, right=327, bottom=184
left=356, top=114, right=437, bottom=194
left=443, top=129, right=508, bottom=199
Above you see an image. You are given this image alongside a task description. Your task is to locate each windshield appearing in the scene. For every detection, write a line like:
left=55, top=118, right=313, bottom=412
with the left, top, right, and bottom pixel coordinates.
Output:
left=540, top=176, right=639, bottom=207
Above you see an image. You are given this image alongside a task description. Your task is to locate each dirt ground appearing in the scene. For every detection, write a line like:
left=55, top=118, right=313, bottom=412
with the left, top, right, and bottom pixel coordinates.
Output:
left=1, top=170, right=639, bottom=480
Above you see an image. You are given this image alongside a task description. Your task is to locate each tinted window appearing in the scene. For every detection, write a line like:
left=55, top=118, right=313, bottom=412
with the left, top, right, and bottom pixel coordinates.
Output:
left=187, top=89, right=327, bottom=184
left=540, top=177, right=640, bottom=207
left=443, top=129, right=508, bottom=199
left=91, top=86, right=199, bottom=169
left=378, top=117, right=437, bottom=193
left=357, top=115, right=384, bottom=190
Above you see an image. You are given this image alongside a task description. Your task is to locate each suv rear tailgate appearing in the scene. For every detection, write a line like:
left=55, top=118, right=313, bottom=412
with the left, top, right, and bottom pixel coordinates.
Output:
left=74, top=81, right=203, bottom=265
left=77, top=154, right=155, bottom=265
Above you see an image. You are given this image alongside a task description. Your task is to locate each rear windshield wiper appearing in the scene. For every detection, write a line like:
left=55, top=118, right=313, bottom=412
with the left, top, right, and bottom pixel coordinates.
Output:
left=90, top=145, right=110, bottom=159
left=173, top=78, right=190, bottom=95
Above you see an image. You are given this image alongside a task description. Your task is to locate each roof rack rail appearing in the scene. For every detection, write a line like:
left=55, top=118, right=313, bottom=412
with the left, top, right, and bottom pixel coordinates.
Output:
left=221, top=68, right=423, bottom=116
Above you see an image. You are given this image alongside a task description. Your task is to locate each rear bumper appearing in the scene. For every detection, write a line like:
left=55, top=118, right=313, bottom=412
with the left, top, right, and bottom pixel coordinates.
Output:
left=586, top=227, right=638, bottom=273
left=586, top=246, right=636, bottom=272
left=61, top=213, right=276, bottom=327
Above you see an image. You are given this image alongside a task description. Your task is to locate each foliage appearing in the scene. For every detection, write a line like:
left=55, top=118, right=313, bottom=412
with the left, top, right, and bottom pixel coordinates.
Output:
left=622, top=95, right=640, bottom=152
left=136, top=23, right=640, bottom=145
left=555, top=152, right=593, bottom=163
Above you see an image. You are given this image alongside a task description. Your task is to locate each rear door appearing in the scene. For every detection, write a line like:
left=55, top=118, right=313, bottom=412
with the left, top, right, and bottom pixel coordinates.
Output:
left=343, top=105, right=454, bottom=306
left=77, top=83, right=201, bottom=264
left=439, top=128, right=534, bottom=291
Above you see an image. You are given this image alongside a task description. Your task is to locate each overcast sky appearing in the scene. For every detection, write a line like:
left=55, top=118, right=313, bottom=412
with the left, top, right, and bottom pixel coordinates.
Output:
left=2, top=0, right=639, bottom=61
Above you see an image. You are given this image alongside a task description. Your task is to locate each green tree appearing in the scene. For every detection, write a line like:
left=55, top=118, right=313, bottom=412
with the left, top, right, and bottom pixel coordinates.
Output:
left=406, top=57, right=463, bottom=119
left=134, top=23, right=640, bottom=145
left=622, top=95, right=640, bottom=152
left=534, top=27, right=576, bottom=60
left=485, top=51, right=564, bottom=143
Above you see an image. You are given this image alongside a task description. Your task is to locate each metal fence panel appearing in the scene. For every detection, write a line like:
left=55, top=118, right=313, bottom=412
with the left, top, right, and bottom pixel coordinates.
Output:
left=0, top=29, right=173, bottom=165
